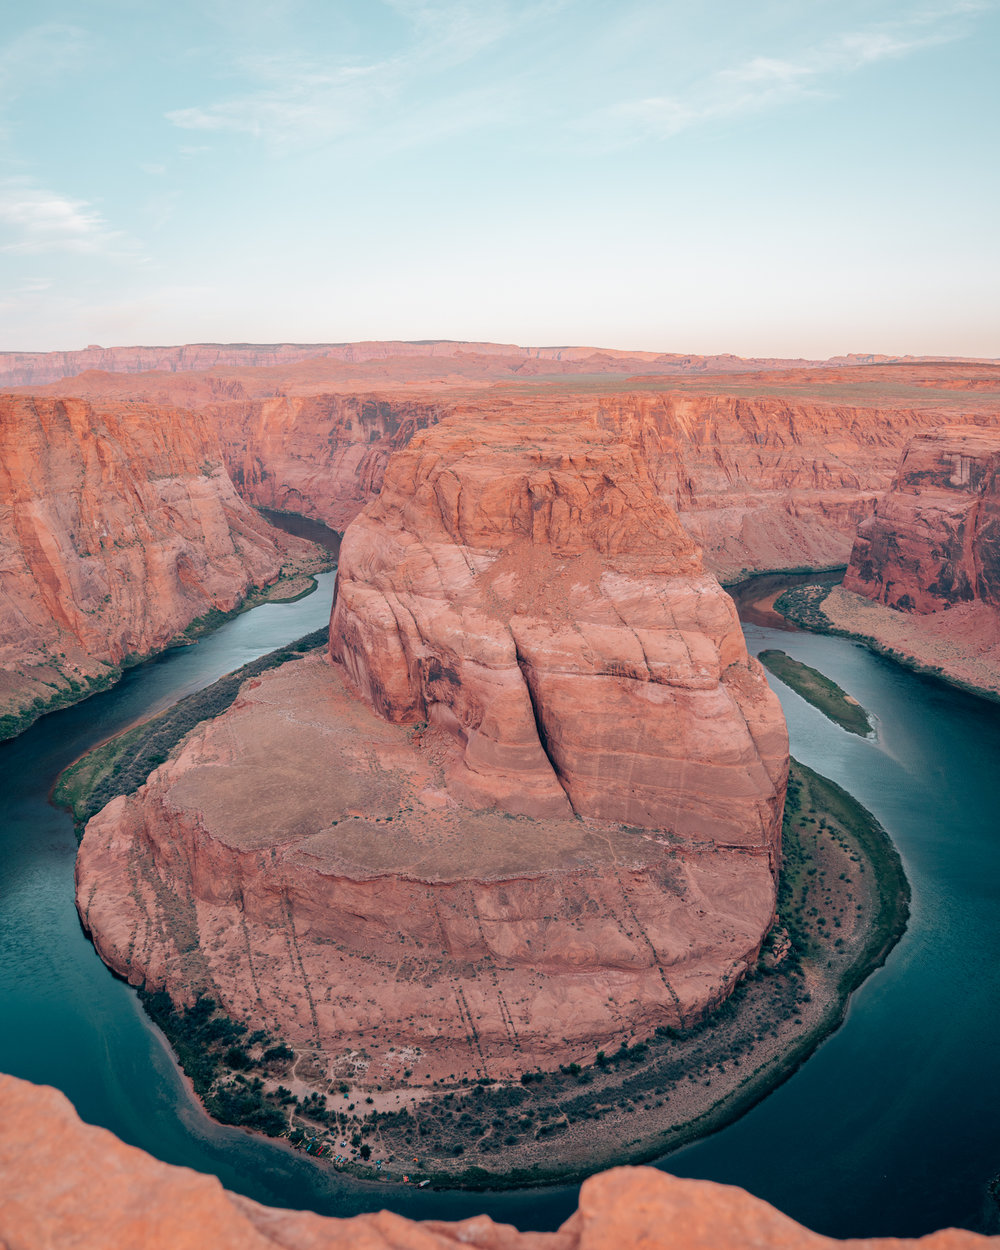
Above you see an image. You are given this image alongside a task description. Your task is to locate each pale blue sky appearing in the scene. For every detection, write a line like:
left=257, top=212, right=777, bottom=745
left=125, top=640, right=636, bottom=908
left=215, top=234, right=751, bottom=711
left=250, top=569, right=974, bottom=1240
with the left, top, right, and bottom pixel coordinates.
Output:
left=1, top=1, right=997, bottom=356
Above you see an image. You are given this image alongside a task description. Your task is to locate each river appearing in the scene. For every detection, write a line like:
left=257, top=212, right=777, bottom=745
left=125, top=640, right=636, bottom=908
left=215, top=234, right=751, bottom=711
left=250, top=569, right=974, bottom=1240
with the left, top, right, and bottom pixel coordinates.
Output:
left=1, top=561, right=998, bottom=1237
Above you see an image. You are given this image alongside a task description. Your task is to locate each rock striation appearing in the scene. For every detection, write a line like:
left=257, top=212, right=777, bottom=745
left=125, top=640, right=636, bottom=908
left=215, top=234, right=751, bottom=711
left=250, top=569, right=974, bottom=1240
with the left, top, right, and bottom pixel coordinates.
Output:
left=0, top=394, right=317, bottom=735
left=20, top=354, right=999, bottom=579
left=213, top=388, right=935, bottom=580
left=844, top=427, right=1000, bottom=612
left=221, top=393, right=444, bottom=531
left=0, top=1074, right=990, bottom=1250
left=330, top=407, right=787, bottom=843
left=76, top=407, right=786, bottom=1088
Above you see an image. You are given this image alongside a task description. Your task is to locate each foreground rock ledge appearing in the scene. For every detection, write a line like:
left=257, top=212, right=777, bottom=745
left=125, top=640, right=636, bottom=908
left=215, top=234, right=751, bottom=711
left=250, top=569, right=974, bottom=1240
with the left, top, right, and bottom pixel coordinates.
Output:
left=0, top=1075, right=987, bottom=1250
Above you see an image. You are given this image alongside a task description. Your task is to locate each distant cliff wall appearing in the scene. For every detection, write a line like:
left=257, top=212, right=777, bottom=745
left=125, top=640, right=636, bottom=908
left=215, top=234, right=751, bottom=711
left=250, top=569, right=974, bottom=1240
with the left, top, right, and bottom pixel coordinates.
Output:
left=844, top=427, right=1000, bottom=612
left=0, top=395, right=307, bottom=735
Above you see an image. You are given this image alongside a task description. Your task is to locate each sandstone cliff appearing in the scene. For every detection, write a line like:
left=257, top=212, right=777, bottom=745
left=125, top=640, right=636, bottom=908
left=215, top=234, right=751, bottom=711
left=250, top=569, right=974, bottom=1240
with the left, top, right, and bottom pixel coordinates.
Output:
left=844, top=427, right=1000, bottom=612
left=20, top=354, right=998, bottom=580
left=330, top=406, right=787, bottom=842
left=220, top=393, right=445, bottom=531
left=209, top=387, right=936, bottom=580
left=0, top=394, right=318, bottom=736
left=76, top=653, right=781, bottom=1086
left=0, top=1074, right=989, bottom=1250
left=76, top=407, right=786, bottom=1091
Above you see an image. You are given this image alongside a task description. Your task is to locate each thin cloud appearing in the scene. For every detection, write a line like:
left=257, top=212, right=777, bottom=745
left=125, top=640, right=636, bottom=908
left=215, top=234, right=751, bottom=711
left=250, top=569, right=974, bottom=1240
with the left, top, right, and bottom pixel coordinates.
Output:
left=0, top=179, right=133, bottom=256
left=599, top=1, right=994, bottom=142
left=164, top=1, right=558, bottom=150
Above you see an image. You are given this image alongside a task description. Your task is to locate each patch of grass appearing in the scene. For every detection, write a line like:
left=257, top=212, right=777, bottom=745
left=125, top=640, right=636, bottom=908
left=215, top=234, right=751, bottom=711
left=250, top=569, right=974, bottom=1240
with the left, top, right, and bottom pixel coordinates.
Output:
left=759, top=649, right=873, bottom=736
left=54, top=628, right=328, bottom=830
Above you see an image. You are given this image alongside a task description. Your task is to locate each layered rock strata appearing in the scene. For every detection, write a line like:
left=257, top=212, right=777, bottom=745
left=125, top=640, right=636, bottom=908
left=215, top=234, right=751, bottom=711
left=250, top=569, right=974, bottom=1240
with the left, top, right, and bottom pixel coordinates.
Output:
left=0, top=1074, right=989, bottom=1250
left=330, top=408, right=787, bottom=844
left=77, top=408, right=786, bottom=1085
left=0, top=395, right=318, bottom=733
left=220, top=393, right=444, bottom=531
left=213, top=388, right=934, bottom=582
left=845, top=427, right=1000, bottom=612
left=76, top=653, right=780, bottom=1082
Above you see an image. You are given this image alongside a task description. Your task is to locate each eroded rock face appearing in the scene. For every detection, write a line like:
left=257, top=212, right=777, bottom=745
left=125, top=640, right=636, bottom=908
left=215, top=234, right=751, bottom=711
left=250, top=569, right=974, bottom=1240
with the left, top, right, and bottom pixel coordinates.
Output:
left=0, top=1074, right=989, bottom=1250
left=844, top=428, right=1000, bottom=613
left=220, top=393, right=445, bottom=531
left=76, top=408, right=786, bottom=1086
left=215, top=388, right=936, bottom=579
left=0, top=395, right=312, bottom=732
left=76, top=653, right=779, bottom=1083
left=330, top=407, right=787, bottom=846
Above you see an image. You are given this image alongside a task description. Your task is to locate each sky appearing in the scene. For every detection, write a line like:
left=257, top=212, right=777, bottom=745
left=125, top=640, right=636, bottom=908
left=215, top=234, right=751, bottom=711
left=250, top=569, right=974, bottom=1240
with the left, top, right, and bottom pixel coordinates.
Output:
left=0, top=1, right=997, bottom=358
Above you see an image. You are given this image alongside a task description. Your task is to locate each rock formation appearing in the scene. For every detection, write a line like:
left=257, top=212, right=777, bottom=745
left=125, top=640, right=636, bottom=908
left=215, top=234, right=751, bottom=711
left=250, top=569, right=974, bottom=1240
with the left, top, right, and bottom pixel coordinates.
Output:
left=18, top=352, right=1000, bottom=580
left=0, top=1074, right=990, bottom=1249
left=796, top=427, right=1000, bottom=701
left=330, top=406, right=787, bottom=843
left=76, top=407, right=786, bottom=1089
left=211, top=387, right=936, bottom=580
left=221, top=394, right=444, bottom=531
left=845, top=427, right=1000, bottom=612
left=0, top=394, right=319, bottom=735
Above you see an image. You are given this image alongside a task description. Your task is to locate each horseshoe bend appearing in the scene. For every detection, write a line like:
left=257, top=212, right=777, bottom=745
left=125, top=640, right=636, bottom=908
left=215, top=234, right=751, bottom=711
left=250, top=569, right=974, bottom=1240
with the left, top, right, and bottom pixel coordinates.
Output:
left=74, top=405, right=793, bottom=1156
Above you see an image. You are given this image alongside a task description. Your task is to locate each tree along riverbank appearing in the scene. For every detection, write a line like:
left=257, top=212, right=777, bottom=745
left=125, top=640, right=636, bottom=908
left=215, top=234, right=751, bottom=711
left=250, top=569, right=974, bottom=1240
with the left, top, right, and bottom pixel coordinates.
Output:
left=60, top=619, right=909, bottom=1190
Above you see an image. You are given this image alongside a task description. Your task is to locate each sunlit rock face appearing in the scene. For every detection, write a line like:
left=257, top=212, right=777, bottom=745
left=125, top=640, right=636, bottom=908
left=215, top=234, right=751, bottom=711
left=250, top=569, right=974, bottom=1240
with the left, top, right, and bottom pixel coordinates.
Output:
left=0, top=394, right=303, bottom=731
left=76, top=405, right=786, bottom=1088
left=330, top=405, right=787, bottom=847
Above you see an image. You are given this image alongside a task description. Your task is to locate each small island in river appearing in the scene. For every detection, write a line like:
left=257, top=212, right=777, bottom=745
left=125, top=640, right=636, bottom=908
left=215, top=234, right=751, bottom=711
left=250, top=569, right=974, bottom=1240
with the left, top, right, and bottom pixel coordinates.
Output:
left=758, top=650, right=874, bottom=737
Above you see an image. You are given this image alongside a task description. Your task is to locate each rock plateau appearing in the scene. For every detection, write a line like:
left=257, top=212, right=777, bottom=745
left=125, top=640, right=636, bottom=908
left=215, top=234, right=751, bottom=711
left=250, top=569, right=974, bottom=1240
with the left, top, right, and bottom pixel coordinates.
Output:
left=76, top=407, right=786, bottom=1089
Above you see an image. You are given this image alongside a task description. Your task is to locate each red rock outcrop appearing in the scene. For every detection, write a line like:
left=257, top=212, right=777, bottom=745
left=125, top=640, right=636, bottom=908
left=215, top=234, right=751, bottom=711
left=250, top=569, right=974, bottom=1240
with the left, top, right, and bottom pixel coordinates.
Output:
left=0, top=1074, right=990, bottom=1250
left=330, top=407, right=787, bottom=843
left=209, top=388, right=938, bottom=580
left=20, top=353, right=1000, bottom=578
left=76, top=653, right=780, bottom=1085
left=0, top=394, right=318, bottom=733
left=76, top=407, right=786, bottom=1090
left=844, top=428, right=1000, bottom=612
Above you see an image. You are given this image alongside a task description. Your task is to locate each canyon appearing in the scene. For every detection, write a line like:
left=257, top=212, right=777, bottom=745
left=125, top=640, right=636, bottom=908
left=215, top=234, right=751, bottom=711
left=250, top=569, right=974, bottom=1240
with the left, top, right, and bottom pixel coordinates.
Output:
left=76, top=404, right=787, bottom=1092
left=5, top=342, right=1000, bottom=1238
left=2, top=1073, right=989, bottom=1250
left=776, top=428, right=1000, bottom=702
left=15, top=349, right=1000, bottom=586
left=0, top=394, right=326, bottom=738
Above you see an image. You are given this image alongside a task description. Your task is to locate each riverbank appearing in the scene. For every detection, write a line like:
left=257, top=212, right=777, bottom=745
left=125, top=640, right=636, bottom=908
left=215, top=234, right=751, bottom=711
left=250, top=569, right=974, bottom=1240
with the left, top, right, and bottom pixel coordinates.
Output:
left=355, top=758, right=909, bottom=1191
left=0, top=548, right=332, bottom=746
left=775, top=584, right=1000, bottom=705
